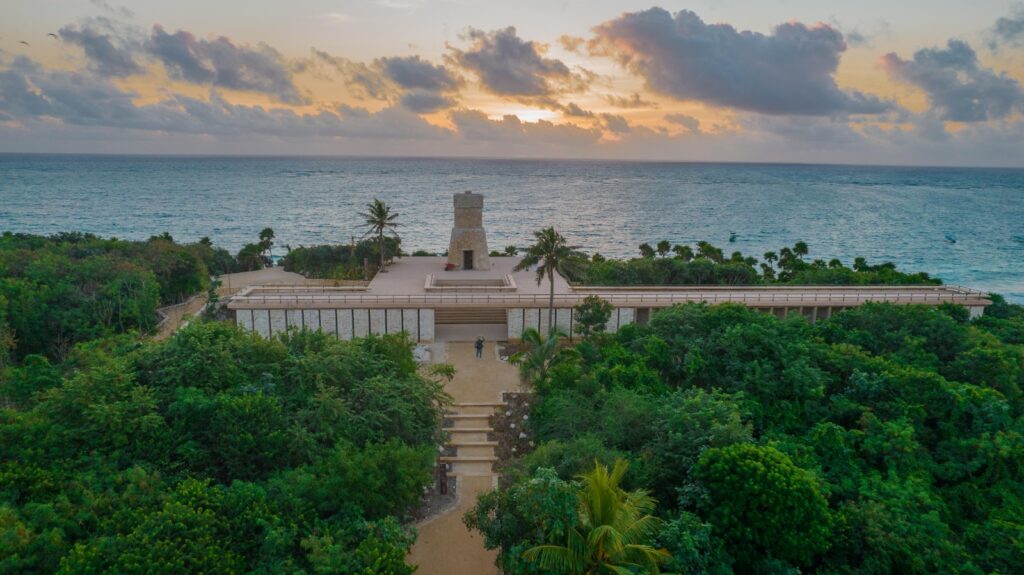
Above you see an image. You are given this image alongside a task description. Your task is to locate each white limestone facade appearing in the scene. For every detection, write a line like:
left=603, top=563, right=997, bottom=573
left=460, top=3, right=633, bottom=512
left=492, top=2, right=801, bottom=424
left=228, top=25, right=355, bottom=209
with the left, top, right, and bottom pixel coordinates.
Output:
left=236, top=308, right=435, bottom=342
left=505, top=306, right=636, bottom=340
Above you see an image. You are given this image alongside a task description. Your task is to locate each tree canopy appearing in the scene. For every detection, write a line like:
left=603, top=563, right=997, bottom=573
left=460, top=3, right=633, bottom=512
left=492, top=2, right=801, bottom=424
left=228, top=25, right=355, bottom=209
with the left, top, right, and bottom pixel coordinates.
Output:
left=469, top=299, right=1024, bottom=574
left=0, top=322, right=449, bottom=573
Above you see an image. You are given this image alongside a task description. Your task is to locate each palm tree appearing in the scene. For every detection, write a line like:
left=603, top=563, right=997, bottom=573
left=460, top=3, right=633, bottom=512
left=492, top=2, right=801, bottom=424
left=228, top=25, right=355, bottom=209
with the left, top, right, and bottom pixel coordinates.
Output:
left=360, top=199, right=400, bottom=272
left=515, top=228, right=587, bottom=332
left=509, top=327, right=575, bottom=384
left=672, top=244, right=693, bottom=261
left=523, top=460, right=669, bottom=575
left=259, top=227, right=275, bottom=264
left=793, top=241, right=809, bottom=259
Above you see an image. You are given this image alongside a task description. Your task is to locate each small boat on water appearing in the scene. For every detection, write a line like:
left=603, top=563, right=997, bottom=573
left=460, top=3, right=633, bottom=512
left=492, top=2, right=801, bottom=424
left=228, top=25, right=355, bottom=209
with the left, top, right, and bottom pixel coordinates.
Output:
left=945, top=234, right=957, bottom=244
left=729, top=232, right=738, bottom=243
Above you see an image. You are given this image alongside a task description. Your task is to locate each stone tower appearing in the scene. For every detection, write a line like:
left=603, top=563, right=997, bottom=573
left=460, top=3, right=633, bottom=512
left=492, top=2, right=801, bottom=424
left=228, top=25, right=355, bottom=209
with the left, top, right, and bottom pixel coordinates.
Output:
left=447, top=191, right=491, bottom=271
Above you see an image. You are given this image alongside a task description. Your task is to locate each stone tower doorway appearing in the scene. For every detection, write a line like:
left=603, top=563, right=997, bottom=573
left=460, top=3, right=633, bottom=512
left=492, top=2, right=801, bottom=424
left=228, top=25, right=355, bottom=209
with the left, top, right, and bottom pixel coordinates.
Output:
left=447, top=191, right=491, bottom=271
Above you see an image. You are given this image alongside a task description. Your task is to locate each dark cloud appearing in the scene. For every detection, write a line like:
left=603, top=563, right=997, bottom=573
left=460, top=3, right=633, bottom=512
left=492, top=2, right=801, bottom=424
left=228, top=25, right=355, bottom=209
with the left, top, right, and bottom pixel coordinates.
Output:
left=399, top=90, right=455, bottom=113
left=601, top=113, right=630, bottom=134
left=311, top=49, right=390, bottom=99
left=589, top=7, right=893, bottom=116
left=604, top=92, right=657, bottom=109
left=882, top=39, right=1024, bottom=122
left=448, top=27, right=588, bottom=98
left=378, top=55, right=460, bottom=92
left=664, top=113, right=700, bottom=133
left=148, top=25, right=306, bottom=104
left=58, top=22, right=142, bottom=77
left=377, top=55, right=461, bottom=112
left=312, top=51, right=459, bottom=113
left=0, top=56, right=447, bottom=140
left=558, top=102, right=594, bottom=117
left=991, top=8, right=1024, bottom=48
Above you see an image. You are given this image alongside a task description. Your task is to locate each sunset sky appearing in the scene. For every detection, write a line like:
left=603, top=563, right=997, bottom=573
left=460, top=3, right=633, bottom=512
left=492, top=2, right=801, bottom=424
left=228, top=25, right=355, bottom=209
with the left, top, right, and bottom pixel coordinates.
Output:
left=2, top=0, right=1024, bottom=165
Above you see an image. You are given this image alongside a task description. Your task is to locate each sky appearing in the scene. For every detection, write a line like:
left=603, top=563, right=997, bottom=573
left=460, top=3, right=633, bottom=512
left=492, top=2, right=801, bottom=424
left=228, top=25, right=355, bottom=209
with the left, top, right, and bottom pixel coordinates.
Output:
left=2, top=0, right=1024, bottom=166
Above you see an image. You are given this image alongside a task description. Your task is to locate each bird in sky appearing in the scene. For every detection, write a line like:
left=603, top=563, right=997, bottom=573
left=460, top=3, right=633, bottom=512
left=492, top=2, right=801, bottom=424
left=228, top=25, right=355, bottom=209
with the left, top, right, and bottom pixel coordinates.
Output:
left=47, top=33, right=58, bottom=39
left=19, top=40, right=30, bottom=46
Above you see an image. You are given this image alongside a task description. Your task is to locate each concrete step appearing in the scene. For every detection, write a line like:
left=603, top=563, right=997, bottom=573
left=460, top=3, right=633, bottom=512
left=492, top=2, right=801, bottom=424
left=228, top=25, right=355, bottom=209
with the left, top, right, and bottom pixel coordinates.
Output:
left=454, top=402, right=505, bottom=408
left=444, top=413, right=492, bottom=420
left=440, top=455, right=499, bottom=463
left=446, top=418, right=493, bottom=429
left=456, top=445, right=496, bottom=458
left=447, top=460, right=496, bottom=476
left=450, top=404, right=503, bottom=415
left=435, top=308, right=508, bottom=324
left=443, top=425, right=493, bottom=433
left=444, top=430, right=489, bottom=443
left=448, top=440, right=498, bottom=447
left=449, top=470, right=496, bottom=478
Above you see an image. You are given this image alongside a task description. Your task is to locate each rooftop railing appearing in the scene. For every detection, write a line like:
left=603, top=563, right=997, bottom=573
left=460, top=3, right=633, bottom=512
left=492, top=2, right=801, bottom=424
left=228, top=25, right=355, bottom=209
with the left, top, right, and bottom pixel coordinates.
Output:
left=227, top=284, right=989, bottom=308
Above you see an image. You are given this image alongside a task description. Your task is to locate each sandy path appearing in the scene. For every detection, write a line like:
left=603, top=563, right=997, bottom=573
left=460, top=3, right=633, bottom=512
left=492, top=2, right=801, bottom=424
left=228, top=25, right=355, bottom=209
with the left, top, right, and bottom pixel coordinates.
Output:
left=154, top=293, right=208, bottom=340
left=407, top=341, right=521, bottom=575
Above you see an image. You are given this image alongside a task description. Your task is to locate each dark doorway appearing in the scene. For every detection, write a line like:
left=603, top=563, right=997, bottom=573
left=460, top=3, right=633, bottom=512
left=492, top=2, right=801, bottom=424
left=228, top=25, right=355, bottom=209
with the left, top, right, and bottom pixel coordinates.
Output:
left=463, top=250, right=474, bottom=270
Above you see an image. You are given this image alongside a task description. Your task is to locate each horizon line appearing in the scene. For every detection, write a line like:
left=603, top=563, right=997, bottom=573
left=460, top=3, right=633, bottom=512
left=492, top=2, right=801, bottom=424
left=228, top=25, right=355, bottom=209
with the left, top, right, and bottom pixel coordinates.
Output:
left=2, top=151, right=1023, bottom=171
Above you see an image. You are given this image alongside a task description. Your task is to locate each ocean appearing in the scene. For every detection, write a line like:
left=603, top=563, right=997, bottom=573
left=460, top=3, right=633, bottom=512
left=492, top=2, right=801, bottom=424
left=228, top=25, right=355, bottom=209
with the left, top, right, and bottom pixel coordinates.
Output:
left=1, top=154, right=1022, bottom=301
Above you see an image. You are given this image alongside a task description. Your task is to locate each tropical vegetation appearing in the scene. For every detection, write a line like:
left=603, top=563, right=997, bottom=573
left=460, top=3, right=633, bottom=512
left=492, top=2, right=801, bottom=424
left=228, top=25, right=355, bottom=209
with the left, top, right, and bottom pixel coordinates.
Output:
left=281, top=237, right=402, bottom=279
left=515, top=227, right=588, bottom=329
left=361, top=199, right=401, bottom=272
left=0, top=232, right=234, bottom=360
left=468, top=298, right=1024, bottom=574
left=578, top=240, right=940, bottom=287
left=0, top=322, right=448, bottom=573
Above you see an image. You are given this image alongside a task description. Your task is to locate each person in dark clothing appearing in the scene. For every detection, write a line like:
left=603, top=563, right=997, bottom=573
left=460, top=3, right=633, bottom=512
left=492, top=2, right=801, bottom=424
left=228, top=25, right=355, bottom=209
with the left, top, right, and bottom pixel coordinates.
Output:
left=474, top=336, right=484, bottom=358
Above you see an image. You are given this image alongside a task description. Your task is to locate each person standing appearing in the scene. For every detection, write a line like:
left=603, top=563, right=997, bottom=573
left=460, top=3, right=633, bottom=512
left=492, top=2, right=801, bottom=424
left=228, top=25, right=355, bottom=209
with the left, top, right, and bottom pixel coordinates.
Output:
left=475, top=336, right=484, bottom=359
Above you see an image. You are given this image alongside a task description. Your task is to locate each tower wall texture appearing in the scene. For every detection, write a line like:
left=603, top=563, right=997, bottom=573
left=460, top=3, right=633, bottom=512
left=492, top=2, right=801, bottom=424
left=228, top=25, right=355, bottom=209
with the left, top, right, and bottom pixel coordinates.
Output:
left=447, top=191, right=491, bottom=270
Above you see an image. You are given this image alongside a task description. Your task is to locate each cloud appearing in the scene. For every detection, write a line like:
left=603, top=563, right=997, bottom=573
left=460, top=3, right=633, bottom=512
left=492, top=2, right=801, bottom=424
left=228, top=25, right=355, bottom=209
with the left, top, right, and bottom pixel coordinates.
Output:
left=148, top=25, right=306, bottom=104
left=991, top=7, right=1024, bottom=48
left=378, top=55, right=461, bottom=92
left=604, top=92, right=657, bottom=109
left=311, top=49, right=389, bottom=99
left=881, top=39, right=1024, bottom=121
left=589, top=7, right=894, bottom=116
left=58, top=21, right=143, bottom=77
left=557, top=102, right=594, bottom=117
left=664, top=113, right=700, bottom=133
left=89, top=0, right=134, bottom=19
left=0, top=56, right=447, bottom=140
left=601, top=113, right=630, bottom=134
left=449, top=109, right=601, bottom=147
left=448, top=27, right=589, bottom=98
left=830, top=18, right=891, bottom=48
left=558, top=35, right=584, bottom=53
left=312, top=51, right=459, bottom=112
left=399, top=90, right=455, bottom=113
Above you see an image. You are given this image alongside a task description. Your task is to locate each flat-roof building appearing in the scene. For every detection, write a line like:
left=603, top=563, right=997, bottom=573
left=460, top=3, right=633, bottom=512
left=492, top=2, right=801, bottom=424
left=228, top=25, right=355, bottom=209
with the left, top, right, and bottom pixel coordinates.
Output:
left=227, top=192, right=991, bottom=342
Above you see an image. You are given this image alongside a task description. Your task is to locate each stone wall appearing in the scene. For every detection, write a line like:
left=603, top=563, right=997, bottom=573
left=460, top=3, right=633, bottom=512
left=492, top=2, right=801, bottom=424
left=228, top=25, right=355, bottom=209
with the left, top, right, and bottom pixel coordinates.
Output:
left=447, top=191, right=491, bottom=270
left=236, top=308, right=435, bottom=341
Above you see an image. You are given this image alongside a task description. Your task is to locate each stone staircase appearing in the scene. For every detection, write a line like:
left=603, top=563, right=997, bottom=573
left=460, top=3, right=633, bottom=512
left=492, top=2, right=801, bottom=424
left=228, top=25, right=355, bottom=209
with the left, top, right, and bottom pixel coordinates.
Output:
left=441, top=402, right=504, bottom=477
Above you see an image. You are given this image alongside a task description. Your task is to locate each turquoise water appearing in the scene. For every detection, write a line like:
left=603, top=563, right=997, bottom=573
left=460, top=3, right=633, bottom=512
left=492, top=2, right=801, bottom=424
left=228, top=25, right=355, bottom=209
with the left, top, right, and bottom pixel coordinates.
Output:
left=1, top=154, right=1022, bottom=301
